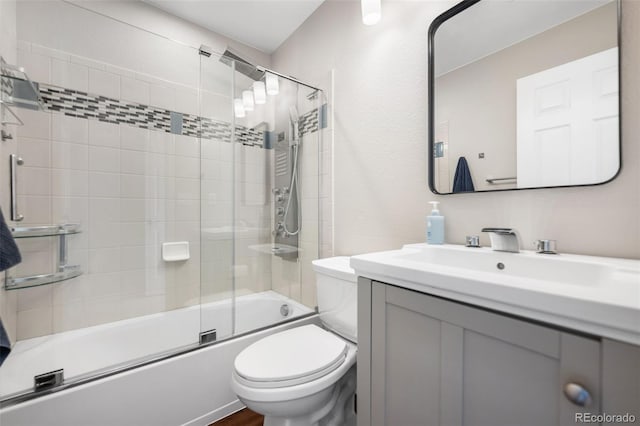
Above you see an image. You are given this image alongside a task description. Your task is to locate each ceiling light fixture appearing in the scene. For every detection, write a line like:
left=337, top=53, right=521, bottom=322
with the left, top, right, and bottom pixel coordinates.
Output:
left=362, top=0, right=381, bottom=25
left=242, top=90, right=254, bottom=111
left=253, top=81, right=266, bottom=105
left=234, top=99, right=246, bottom=118
left=266, top=73, right=279, bottom=96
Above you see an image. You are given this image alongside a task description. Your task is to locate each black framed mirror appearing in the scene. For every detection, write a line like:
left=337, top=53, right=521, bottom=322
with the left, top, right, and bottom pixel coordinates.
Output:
left=428, top=0, right=621, bottom=194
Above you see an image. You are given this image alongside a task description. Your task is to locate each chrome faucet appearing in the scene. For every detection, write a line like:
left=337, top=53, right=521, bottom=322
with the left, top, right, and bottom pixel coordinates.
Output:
left=481, top=228, right=520, bottom=253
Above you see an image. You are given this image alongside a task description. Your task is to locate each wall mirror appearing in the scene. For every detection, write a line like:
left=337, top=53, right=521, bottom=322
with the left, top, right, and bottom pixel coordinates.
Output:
left=428, top=0, right=620, bottom=194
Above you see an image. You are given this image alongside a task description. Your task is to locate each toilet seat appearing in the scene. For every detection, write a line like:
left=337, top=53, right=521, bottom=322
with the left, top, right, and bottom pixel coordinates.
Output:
left=234, top=325, right=348, bottom=389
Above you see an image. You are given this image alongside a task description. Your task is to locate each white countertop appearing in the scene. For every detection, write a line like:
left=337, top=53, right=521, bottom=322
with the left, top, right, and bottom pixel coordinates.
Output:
left=351, top=244, right=640, bottom=345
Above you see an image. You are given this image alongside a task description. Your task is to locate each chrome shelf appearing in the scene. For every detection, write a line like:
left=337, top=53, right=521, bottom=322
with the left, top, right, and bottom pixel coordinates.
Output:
left=11, top=224, right=81, bottom=238
left=5, top=266, right=82, bottom=290
left=4, top=223, right=83, bottom=290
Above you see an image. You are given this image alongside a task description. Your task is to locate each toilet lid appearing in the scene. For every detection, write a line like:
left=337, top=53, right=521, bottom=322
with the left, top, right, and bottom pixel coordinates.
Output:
left=234, top=325, right=347, bottom=387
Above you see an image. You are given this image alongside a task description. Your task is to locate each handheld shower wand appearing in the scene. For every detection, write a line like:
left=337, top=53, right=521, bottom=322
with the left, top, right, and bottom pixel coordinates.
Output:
left=283, top=106, right=301, bottom=236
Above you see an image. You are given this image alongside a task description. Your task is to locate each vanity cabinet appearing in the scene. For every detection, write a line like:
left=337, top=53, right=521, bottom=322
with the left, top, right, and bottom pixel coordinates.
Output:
left=357, top=278, right=640, bottom=426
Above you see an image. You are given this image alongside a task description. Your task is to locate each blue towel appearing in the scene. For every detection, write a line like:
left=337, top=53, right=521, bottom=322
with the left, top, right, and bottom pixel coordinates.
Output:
left=0, top=207, right=21, bottom=272
left=452, top=157, right=475, bottom=193
left=0, top=318, right=10, bottom=366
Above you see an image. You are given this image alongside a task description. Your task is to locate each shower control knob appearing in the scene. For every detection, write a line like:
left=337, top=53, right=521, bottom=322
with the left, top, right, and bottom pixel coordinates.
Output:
left=272, top=188, right=281, bottom=195
left=282, top=187, right=290, bottom=194
left=277, top=208, right=284, bottom=216
left=276, top=195, right=284, bottom=203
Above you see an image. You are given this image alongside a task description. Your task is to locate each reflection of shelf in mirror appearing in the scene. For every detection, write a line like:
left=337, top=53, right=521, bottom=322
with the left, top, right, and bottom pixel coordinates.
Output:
left=1, top=57, right=46, bottom=111
left=5, top=266, right=82, bottom=291
left=486, top=177, right=517, bottom=184
left=11, top=224, right=81, bottom=238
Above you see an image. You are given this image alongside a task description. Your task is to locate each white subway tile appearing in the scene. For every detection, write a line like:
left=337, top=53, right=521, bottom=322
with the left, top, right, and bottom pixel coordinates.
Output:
left=120, top=198, right=147, bottom=222
left=51, top=196, right=88, bottom=225
left=121, top=76, right=149, bottom=105
left=52, top=113, right=88, bottom=144
left=121, top=174, right=146, bottom=198
left=175, top=199, right=199, bottom=222
left=17, top=286, right=52, bottom=312
left=17, top=167, right=50, bottom=196
left=17, top=307, right=53, bottom=339
left=17, top=196, right=51, bottom=224
left=18, top=110, right=51, bottom=139
left=18, top=137, right=50, bottom=168
left=175, top=178, right=200, bottom=200
left=89, top=68, right=120, bottom=99
left=89, top=172, right=120, bottom=197
left=175, top=86, right=198, bottom=115
left=85, top=296, right=123, bottom=326
left=148, top=131, right=174, bottom=154
left=175, top=156, right=199, bottom=179
left=51, top=58, right=88, bottom=92
left=149, top=84, right=175, bottom=111
left=120, top=149, right=147, bottom=175
left=89, top=197, right=120, bottom=224
left=52, top=275, right=87, bottom=305
left=120, top=222, right=147, bottom=246
left=120, top=246, right=146, bottom=271
left=174, top=134, right=199, bottom=158
left=18, top=49, right=50, bottom=85
left=120, top=124, right=149, bottom=151
left=87, top=272, right=122, bottom=299
left=89, top=120, right=120, bottom=148
left=88, top=248, right=121, bottom=274
left=53, top=301, right=87, bottom=333
left=51, top=169, right=89, bottom=197
left=89, top=220, right=120, bottom=249
left=51, top=142, right=88, bottom=170
left=89, top=146, right=120, bottom=173
left=70, top=55, right=106, bottom=70
left=31, top=44, right=69, bottom=61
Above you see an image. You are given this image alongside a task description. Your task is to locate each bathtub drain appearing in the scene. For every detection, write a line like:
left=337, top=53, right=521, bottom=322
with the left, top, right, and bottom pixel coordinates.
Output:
left=280, top=304, right=290, bottom=317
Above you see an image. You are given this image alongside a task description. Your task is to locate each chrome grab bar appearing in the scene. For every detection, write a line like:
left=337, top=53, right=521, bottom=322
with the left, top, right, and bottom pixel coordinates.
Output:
left=9, top=154, right=23, bottom=221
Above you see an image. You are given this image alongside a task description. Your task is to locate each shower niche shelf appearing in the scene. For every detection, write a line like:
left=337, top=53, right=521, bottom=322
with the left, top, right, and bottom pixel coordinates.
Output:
left=4, top=223, right=83, bottom=291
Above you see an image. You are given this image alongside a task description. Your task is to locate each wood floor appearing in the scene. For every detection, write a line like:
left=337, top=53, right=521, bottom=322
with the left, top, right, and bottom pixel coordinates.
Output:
left=210, top=408, right=264, bottom=426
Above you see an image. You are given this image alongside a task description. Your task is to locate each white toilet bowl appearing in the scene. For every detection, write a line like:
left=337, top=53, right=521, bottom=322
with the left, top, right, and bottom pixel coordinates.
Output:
left=230, top=257, right=357, bottom=426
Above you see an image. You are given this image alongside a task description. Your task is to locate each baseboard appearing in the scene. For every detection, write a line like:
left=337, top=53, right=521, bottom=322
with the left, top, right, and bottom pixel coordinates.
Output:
left=181, top=399, right=245, bottom=426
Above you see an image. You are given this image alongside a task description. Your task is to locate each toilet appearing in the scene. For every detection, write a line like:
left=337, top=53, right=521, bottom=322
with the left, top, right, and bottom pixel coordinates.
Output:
left=231, top=256, right=357, bottom=426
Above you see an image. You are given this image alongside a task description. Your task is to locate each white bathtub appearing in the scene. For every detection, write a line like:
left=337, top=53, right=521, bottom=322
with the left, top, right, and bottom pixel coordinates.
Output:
left=0, top=291, right=316, bottom=425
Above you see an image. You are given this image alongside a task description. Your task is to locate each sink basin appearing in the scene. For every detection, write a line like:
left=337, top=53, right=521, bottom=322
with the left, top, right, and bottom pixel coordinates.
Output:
left=398, top=244, right=616, bottom=287
left=351, top=244, right=640, bottom=345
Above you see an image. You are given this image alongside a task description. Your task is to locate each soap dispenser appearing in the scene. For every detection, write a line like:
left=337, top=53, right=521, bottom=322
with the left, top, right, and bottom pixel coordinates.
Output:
left=427, top=201, right=445, bottom=245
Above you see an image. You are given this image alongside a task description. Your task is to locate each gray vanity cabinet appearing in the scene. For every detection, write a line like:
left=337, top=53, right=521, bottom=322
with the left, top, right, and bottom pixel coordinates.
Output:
left=357, top=278, right=640, bottom=426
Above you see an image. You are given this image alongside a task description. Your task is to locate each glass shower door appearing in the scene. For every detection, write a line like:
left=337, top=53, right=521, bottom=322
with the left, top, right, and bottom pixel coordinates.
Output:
left=199, top=51, right=235, bottom=343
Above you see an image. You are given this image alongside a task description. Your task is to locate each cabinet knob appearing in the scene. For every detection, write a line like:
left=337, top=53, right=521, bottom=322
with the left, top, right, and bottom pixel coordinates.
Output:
left=563, top=383, right=592, bottom=407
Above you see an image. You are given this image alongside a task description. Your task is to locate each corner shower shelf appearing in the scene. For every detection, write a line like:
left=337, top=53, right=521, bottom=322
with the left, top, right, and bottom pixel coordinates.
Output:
left=4, top=223, right=83, bottom=291
left=0, top=57, right=46, bottom=111
left=11, top=224, right=81, bottom=238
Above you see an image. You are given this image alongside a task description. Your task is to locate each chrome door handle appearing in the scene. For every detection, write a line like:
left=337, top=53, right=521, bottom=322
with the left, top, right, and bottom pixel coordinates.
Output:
left=9, top=154, right=24, bottom=222
left=563, top=383, right=592, bottom=407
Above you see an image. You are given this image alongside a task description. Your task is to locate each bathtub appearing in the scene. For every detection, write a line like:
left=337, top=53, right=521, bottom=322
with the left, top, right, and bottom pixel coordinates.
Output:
left=0, top=291, right=317, bottom=425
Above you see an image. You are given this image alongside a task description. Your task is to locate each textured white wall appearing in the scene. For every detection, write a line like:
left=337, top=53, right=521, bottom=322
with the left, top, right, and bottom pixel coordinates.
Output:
left=273, top=0, right=640, bottom=259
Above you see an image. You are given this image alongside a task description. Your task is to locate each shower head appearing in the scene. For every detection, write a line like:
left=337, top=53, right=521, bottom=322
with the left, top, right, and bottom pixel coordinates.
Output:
left=219, top=47, right=265, bottom=81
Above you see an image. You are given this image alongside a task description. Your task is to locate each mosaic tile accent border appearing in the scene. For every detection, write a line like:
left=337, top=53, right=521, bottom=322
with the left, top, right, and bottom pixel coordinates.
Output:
left=39, top=83, right=264, bottom=147
left=38, top=83, right=326, bottom=148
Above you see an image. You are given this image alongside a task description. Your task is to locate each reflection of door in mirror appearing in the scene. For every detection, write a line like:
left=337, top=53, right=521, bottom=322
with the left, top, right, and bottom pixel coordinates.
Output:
left=431, top=0, right=619, bottom=194
left=517, top=48, right=619, bottom=188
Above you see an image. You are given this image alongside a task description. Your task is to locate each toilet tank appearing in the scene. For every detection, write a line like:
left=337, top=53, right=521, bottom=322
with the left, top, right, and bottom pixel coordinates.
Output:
left=312, top=257, right=357, bottom=343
